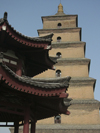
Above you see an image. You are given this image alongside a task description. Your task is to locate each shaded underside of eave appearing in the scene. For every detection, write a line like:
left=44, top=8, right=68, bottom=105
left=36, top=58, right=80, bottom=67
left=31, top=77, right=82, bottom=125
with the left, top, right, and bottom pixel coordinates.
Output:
left=0, top=112, right=23, bottom=122
left=25, top=51, right=55, bottom=77
left=0, top=86, right=70, bottom=122
left=0, top=48, right=55, bottom=77
left=0, top=99, right=70, bottom=123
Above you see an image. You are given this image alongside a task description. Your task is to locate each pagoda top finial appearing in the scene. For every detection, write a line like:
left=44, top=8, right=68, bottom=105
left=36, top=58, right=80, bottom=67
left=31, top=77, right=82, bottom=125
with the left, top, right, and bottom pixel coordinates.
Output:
left=55, top=3, right=65, bottom=15
left=58, top=3, right=64, bottom=13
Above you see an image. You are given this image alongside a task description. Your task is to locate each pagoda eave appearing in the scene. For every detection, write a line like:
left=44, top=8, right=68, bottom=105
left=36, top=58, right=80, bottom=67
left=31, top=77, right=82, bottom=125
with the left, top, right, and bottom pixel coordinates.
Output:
left=0, top=23, right=50, bottom=49
left=0, top=63, right=70, bottom=97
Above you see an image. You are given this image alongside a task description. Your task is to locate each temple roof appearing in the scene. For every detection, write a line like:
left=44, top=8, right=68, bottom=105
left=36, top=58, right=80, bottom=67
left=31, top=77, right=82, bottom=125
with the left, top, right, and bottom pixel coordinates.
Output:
left=2, top=63, right=70, bottom=90
left=0, top=56, right=70, bottom=97
left=0, top=12, right=54, bottom=49
left=0, top=16, right=51, bottom=42
left=0, top=60, right=71, bottom=122
left=0, top=13, right=59, bottom=76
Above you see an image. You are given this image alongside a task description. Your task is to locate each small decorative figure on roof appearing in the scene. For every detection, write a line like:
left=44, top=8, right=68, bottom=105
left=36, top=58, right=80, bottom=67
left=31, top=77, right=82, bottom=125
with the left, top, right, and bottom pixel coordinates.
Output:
left=3, top=12, right=7, bottom=21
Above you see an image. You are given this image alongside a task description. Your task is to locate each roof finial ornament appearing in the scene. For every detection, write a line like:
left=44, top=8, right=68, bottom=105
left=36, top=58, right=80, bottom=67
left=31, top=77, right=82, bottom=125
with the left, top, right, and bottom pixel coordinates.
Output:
left=55, top=1, right=65, bottom=15
left=3, top=12, right=8, bottom=21
left=58, top=2, right=64, bottom=13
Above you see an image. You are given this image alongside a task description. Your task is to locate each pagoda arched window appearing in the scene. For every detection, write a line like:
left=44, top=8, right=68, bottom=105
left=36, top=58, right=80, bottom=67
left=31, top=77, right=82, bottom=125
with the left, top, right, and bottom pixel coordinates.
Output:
left=57, top=36, right=61, bottom=42
left=56, top=70, right=61, bottom=77
left=57, top=23, right=62, bottom=28
left=56, top=52, right=62, bottom=58
left=54, top=115, right=61, bottom=123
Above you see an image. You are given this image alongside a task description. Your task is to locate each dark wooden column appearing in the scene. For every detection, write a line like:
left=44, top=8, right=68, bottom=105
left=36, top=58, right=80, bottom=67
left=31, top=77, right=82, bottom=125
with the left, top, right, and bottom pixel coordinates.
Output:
left=14, top=121, right=19, bottom=133
left=31, top=121, right=36, bottom=133
left=16, top=59, right=22, bottom=76
left=23, top=106, right=30, bottom=133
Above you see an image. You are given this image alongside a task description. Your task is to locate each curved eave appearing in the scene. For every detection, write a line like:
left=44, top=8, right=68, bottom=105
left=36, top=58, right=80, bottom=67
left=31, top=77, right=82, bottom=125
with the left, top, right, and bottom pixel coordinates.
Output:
left=0, top=63, right=70, bottom=97
left=0, top=20, right=53, bottom=49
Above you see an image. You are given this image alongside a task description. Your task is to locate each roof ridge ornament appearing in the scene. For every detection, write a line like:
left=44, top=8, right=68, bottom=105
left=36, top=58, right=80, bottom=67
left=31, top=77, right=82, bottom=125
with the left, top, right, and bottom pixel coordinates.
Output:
left=58, top=3, right=64, bottom=13
left=55, top=3, right=65, bottom=15
left=3, top=12, right=7, bottom=21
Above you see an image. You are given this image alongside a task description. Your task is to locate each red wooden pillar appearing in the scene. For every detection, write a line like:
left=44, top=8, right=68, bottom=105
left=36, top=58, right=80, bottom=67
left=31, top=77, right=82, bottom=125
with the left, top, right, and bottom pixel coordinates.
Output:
left=14, top=121, right=19, bottom=133
left=31, top=121, right=36, bottom=133
left=23, top=106, right=30, bottom=133
left=16, top=59, right=22, bottom=76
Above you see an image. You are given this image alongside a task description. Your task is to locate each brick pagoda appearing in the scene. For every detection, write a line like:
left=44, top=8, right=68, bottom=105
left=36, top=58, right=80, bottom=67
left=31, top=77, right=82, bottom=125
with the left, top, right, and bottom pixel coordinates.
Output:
left=34, top=3, right=100, bottom=133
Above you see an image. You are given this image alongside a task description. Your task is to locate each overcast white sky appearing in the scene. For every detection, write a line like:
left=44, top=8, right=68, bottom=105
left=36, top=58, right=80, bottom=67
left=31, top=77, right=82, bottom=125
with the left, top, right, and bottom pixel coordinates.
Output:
left=0, top=0, right=100, bottom=132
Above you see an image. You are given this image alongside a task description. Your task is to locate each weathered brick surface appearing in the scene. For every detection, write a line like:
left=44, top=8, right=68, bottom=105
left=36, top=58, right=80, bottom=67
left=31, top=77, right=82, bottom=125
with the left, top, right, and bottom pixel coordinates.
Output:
left=42, top=15, right=77, bottom=28
left=49, top=46, right=85, bottom=58
left=38, top=29, right=81, bottom=42
left=37, top=129, right=100, bottom=133
left=68, top=85, right=94, bottom=99
left=36, top=129, right=100, bottom=133
left=35, top=64, right=89, bottom=78
left=10, top=125, right=100, bottom=133
left=37, top=106, right=100, bottom=125
left=43, top=18, right=77, bottom=29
